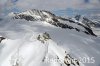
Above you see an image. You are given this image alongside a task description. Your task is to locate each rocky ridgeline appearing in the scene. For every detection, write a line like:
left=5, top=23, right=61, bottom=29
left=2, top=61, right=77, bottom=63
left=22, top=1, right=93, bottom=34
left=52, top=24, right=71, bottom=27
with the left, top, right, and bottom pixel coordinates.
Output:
left=10, top=9, right=97, bottom=36
left=37, top=32, right=80, bottom=66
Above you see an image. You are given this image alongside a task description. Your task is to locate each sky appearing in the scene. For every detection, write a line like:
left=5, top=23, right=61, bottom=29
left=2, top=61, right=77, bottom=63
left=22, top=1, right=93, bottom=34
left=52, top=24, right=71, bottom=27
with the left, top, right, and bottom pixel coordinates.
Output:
left=0, top=0, right=100, bottom=18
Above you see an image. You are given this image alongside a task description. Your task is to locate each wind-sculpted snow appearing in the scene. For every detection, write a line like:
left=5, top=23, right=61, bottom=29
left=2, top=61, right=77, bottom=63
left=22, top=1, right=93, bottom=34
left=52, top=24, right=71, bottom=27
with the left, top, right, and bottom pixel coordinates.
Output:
left=0, top=9, right=100, bottom=66
left=10, top=9, right=97, bottom=36
left=0, top=33, right=81, bottom=66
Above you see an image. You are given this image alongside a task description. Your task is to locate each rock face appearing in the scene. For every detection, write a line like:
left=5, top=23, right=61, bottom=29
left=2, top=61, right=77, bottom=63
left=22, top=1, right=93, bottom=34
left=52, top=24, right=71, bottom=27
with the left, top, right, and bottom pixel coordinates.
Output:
left=10, top=9, right=96, bottom=36
left=37, top=32, right=51, bottom=43
left=0, top=37, right=5, bottom=43
left=64, top=54, right=80, bottom=66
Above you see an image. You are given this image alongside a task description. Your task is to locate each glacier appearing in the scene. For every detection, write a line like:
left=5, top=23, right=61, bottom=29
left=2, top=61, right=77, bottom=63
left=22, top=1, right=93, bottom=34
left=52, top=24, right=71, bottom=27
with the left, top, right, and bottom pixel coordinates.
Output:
left=0, top=9, right=100, bottom=66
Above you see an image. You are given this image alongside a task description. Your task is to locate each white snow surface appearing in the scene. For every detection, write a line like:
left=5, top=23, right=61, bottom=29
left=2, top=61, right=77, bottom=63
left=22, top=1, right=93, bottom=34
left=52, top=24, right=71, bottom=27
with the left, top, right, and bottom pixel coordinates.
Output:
left=0, top=17, right=100, bottom=66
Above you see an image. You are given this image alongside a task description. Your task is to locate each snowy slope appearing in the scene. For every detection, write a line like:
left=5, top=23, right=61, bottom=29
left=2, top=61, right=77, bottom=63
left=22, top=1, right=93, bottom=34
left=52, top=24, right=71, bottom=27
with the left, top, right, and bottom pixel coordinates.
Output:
left=0, top=9, right=100, bottom=66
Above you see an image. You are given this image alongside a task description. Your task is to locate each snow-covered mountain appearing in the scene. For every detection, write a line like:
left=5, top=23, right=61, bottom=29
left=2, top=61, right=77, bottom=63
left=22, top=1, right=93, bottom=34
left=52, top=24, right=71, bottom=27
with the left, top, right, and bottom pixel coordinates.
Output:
left=0, top=9, right=100, bottom=66
left=9, top=9, right=97, bottom=36
left=74, top=15, right=100, bottom=28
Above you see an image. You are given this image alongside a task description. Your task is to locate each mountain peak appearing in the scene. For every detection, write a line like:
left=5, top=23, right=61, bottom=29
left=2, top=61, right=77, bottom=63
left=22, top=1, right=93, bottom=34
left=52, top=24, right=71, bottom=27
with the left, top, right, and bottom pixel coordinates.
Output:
left=9, top=9, right=97, bottom=36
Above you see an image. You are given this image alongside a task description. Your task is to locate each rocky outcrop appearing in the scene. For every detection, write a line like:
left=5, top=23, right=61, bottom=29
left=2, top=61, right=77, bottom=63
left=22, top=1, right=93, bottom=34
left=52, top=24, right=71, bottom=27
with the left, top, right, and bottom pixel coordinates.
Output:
left=37, top=32, right=51, bottom=43
left=0, top=36, right=6, bottom=43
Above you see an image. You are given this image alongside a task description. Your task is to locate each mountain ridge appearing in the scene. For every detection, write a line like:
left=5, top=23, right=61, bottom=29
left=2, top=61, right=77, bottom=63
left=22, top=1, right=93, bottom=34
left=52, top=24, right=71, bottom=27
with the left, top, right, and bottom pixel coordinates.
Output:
left=8, top=9, right=97, bottom=36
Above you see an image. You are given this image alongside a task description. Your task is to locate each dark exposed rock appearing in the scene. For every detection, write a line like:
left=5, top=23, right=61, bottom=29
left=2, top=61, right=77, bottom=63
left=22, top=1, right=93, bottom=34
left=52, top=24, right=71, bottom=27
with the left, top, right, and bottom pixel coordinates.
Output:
left=14, top=14, right=35, bottom=21
left=75, top=15, right=81, bottom=21
left=37, top=32, right=51, bottom=43
left=0, top=37, right=6, bottom=43
left=64, top=53, right=80, bottom=66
